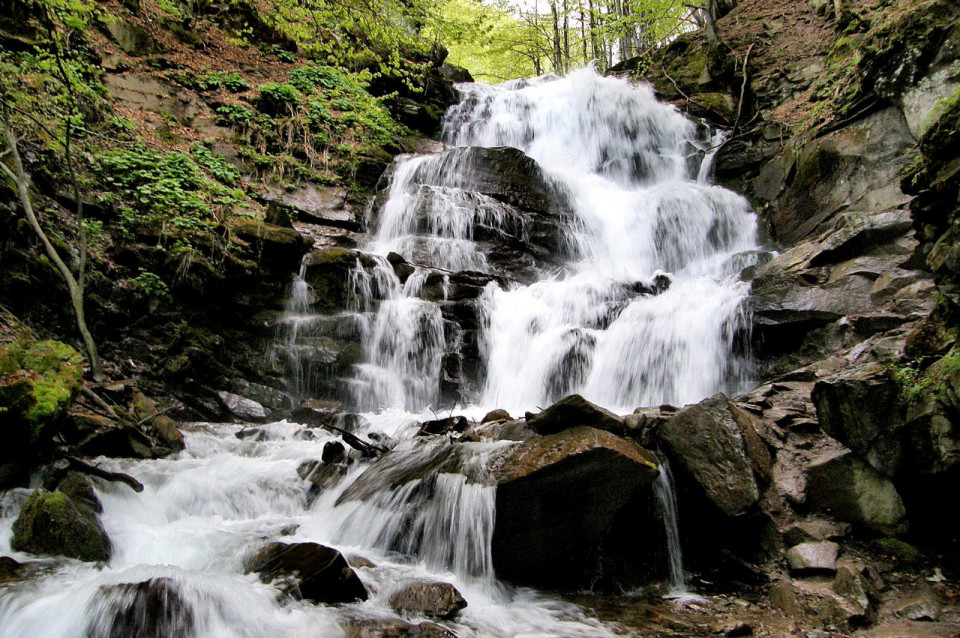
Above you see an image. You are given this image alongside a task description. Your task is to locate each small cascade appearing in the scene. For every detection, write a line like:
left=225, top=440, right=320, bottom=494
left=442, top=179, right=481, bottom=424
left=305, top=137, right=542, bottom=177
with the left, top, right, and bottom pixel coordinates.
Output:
left=653, top=453, right=687, bottom=595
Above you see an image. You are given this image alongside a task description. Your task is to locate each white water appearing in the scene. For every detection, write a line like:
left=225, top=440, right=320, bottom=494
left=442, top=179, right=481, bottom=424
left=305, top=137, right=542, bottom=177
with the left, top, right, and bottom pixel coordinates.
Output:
left=354, top=70, right=757, bottom=414
left=1, top=69, right=758, bottom=636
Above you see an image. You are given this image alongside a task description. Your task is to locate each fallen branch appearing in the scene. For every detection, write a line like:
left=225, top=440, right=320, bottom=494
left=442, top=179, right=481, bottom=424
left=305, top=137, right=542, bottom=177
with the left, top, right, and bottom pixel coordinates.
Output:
left=65, top=456, right=144, bottom=493
left=319, top=421, right=387, bottom=458
left=81, top=385, right=120, bottom=421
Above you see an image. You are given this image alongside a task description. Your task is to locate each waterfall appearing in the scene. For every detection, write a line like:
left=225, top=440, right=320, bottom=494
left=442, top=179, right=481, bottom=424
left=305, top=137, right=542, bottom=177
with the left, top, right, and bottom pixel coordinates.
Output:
left=1, top=69, right=759, bottom=636
left=356, top=69, right=757, bottom=415
left=653, top=453, right=687, bottom=595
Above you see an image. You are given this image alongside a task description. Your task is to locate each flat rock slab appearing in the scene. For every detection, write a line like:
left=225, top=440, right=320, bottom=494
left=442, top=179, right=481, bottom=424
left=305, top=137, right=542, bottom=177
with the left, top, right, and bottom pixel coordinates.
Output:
left=786, top=541, right=840, bottom=574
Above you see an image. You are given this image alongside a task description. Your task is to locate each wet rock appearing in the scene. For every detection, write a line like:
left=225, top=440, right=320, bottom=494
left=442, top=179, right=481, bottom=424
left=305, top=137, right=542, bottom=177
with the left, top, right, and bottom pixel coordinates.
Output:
left=54, top=472, right=103, bottom=514
left=290, top=399, right=344, bottom=426
left=786, top=541, right=839, bottom=575
left=417, top=415, right=470, bottom=436
left=89, top=578, right=194, bottom=638
left=262, top=183, right=361, bottom=232
left=812, top=363, right=903, bottom=477
left=322, top=440, right=347, bottom=464
left=525, top=394, right=624, bottom=436
left=805, top=449, right=907, bottom=536
left=216, top=391, right=267, bottom=422
left=0, top=556, right=25, bottom=585
left=759, top=108, right=914, bottom=245
left=388, top=581, right=467, bottom=620
left=245, top=541, right=368, bottom=604
left=481, top=409, right=511, bottom=423
left=659, top=394, right=770, bottom=517
left=492, top=426, right=659, bottom=589
left=341, top=618, right=456, bottom=638
left=494, top=419, right=538, bottom=442
left=229, top=217, right=308, bottom=273
left=11, top=488, right=111, bottom=562
left=228, top=378, right=292, bottom=413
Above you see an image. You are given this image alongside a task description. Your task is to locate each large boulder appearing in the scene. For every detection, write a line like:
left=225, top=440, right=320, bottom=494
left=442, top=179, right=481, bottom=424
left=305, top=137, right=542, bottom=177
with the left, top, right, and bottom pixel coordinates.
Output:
left=812, top=363, right=904, bottom=477
left=805, top=449, right=907, bottom=536
left=658, top=394, right=771, bottom=517
left=387, top=581, right=467, bottom=620
left=245, top=542, right=368, bottom=604
left=11, top=488, right=112, bottom=562
left=525, top=394, right=624, bottom=436
left=491, top=426, right=659, bottom=589
left=0, top=339, right=84, bottom=459
left=88, top=578, right=194, bottom=638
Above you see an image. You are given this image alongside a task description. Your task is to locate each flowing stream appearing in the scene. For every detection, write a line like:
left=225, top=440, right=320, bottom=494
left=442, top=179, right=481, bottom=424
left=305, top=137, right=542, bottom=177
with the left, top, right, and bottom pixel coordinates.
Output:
left=0, top=69, right=758, bottom=636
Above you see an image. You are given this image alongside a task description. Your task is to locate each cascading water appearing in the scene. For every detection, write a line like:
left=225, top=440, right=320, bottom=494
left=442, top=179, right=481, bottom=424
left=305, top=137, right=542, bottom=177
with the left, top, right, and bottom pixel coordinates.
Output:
left=653, top=453, right=687, bottom=596
left=0, top=69, right=759, bottom=636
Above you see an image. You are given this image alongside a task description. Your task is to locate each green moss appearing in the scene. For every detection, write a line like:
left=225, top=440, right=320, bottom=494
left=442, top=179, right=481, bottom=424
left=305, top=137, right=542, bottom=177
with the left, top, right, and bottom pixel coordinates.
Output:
left=11, top=488, right=111, bottom=562
left=892, top=346, right=960, bottom=406
left=871, top=537, right=923, bottom=564
left=0, top=339, right=84, bottom=440
left=919, top=89, right=960, bottom=161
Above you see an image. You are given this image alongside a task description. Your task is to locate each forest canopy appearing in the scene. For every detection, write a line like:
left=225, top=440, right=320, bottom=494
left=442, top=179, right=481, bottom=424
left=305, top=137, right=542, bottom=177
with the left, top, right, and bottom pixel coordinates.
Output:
left=428, top=0, right=708, bottom=82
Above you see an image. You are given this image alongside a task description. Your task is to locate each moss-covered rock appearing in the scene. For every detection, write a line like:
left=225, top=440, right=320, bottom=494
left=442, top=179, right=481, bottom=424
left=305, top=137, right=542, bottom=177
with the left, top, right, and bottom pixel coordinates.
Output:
left=0, top=339, right=84, bottom=456
left=11, top=488, right=112, bottom=562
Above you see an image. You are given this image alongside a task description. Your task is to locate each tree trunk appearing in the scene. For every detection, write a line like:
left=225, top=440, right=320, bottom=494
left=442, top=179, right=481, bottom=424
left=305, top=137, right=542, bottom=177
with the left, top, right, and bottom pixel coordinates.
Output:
left=705, top=0, right=719, bottom=50
left=1, top=110, right=103, bottom=381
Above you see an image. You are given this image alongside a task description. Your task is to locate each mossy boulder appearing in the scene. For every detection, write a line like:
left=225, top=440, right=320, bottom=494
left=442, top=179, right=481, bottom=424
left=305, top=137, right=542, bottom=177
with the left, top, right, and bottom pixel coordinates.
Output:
left=0, top=339, right=84, bottom=457
left=11, top=488, right=112, bottom=562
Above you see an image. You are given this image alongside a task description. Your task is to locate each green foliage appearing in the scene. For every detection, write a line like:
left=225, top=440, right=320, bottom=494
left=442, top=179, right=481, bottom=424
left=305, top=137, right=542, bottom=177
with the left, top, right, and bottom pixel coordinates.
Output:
left=200, top=71, right=250, bottom=93
left=98, top=144, right=247, bottom=247
left=128, top=269, right=170, bottom=298
left=216, top=104, right=255, bottom=127
left=268, top=0, right=435, bottom=86
left=257, top=82, right=303, bottom=114
left=190, top=142, right=241, bottom=186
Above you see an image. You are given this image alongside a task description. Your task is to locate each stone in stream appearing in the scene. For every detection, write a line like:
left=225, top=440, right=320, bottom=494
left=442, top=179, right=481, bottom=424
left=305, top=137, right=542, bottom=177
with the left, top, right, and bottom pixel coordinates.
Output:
left=88, top=577, right=195, bottom=638
left=387, top=581, right=467, bottom=620
left=525, top=394, right=625, bottom=436
left=216, top=391, right=268, bottom=422
left=11, top=488, right=111, bottom=562
left=416, top=415, right=470, bottom=436
left=341, top=617, right=456, bottom=637
left=492, top=426, right=659, bottom=589
left=245, top=541, right=368, bottom=604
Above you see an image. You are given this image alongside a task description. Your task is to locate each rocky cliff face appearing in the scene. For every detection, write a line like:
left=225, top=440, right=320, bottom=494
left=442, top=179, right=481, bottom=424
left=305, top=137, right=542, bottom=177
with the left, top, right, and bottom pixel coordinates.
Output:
left=604, top=0, right=960, bottom=631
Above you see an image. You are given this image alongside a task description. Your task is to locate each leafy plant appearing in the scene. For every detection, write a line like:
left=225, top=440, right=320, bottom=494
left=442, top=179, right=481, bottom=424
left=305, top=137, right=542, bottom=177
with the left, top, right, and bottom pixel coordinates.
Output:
left=216, top=104, right=254, bottom=127
left=257, top=82, right=302, bottom=114
left=129, top=269, right=170, bottom=298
